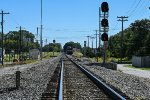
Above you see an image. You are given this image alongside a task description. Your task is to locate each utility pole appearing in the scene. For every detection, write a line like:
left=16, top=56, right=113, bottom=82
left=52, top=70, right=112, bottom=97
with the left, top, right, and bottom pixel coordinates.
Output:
left=36, top=27, right=39, bottom=49
left=86, top=36, right=90, bottom=47
left=19, top=26, right=22, bottom=60
left=84, top=41, right=86, bottom=57
left=99, top=7, right=101, bottom=48
left=40, top=0, right=43, bottom=60
left=94, top=30, right=98, bottom=49
left=90, top=36, right=95, bottom=50
left=53, top=39, right=55, bottom=56
left=94, top=30, right=98, bottom=62
left=45, top=39, right=47, bottom=45
left=37, top=27, right=39, bottom=43
left=16, top=26, right=24, bottom=61
left=0, top=10, right=9, bottom=65
left=117, top=16, right=128, bottom=63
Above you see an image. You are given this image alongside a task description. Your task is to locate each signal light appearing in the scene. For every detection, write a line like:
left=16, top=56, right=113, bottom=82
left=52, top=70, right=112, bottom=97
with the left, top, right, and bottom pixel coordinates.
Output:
left=53, top=40, right=55, bottom=43
left=84, top=41, right=86, bottom=47
left=101, top=33, right=108, bottom=41
left=101, top=2, right=109, bottom=12
left=101, top=19, right=108, bottom=27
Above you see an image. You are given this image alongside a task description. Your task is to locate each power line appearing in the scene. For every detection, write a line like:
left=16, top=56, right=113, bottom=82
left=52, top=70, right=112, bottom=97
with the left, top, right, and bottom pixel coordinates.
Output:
left=9, top=14, right=20, bottom=26
left=128, top=0, right=142, bottom=17
left=126, top=0, right=138, bottom=14
left=90, top=36, right=95, bottom=49
left=94, top=30, right=98, bottom=49
left=131, top=0, right=150, bottom=20
left=40, top=0, right=43, bottom=60
left=86, top=36, right=90, bottom=47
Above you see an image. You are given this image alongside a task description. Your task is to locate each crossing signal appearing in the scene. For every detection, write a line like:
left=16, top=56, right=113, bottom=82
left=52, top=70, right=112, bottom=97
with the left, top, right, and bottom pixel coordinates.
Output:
left=101, top=33, right=108, bottom=41
left=101, top=2, right=109, bottom=12
left=101, top=19, right=108, bottom=27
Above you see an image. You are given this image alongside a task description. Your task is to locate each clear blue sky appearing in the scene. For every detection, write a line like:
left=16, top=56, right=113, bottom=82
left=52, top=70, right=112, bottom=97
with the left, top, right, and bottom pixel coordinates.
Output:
left=0, top=0, right=150, bottom=47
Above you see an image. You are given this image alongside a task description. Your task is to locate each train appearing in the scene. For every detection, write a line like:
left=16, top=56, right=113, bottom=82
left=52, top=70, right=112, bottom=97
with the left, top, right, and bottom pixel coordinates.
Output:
left=66, top=46, right=73, bottom=55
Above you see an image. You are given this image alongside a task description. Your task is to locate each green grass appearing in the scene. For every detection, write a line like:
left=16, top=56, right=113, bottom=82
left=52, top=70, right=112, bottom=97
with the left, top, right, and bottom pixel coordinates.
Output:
left=73, top=51, right=83, bottom=58
left=0, top=52, right=60, bottom=67
left=140, top=68, right=150, bottom=70
left=4, top=54, right=19, bottom=62
left=90, top=57, right=132, bottom=63
left=126, top=65, right=150, bottom=70
left=43, top=52, right=60, bottom=59
left=24, top=59, right=37, bottom=64
left=90, top=57, right=120, bottom=63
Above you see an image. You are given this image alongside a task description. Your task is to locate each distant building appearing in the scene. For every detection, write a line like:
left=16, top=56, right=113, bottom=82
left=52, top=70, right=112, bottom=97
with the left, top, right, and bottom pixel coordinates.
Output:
left=29, top=49, right=40, bottom=59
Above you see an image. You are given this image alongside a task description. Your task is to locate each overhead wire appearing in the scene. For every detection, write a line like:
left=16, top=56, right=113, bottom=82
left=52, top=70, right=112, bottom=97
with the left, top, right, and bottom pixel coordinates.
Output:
left=44, top=27, right=91, bottom=33
left=126, top=0, right=138, bottom=14
left=116, top=0, right=150, bottom=31
left=133, top=0, right=150, bottom=20
left=2, top=13, right=24, bottom=34
left=128, top=0, right=142, bottom=17
left=108, top=0, right=140, bottom=35
left=9, top=13, right=20, bottom=26
left=128, top=0, right=148, bottom=21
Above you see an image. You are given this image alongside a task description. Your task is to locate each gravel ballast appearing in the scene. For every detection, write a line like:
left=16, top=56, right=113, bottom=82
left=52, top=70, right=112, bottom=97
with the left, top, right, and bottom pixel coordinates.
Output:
left=66, top=55, right=150, bottom=100
left=76, top=59, right=150, bottom=100
left=0, top=56, right=61, bottom=100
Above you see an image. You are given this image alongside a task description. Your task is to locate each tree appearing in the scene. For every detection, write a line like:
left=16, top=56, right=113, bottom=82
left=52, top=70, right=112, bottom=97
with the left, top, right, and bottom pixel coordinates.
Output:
left=42, top=43, right=62, bottom=52
left=63, top=41, right=81, bottom=52
left=3, top=30, right=39, bottom=54
left=108, top=19, right=150, bottom=58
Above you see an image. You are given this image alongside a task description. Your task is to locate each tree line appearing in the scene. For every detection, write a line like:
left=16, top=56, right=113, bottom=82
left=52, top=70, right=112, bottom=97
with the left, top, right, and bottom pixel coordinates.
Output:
left=1, top=18, right=149, bottom=58
left=0, top=30, right=62, bottom=54
left=108, top=19, right=150, bottom=59
left=0, top=30, right=39, bottom=54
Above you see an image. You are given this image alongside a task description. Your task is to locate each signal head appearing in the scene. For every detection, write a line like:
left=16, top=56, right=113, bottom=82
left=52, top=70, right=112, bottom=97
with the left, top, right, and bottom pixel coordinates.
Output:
left=101, top=2, right=109, bottom=12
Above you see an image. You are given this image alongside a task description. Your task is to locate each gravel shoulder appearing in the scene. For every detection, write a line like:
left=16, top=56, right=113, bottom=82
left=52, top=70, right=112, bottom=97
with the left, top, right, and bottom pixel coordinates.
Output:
left=83, top=65, right=150, bottom=100
left=73, top=57, right=150, bottom=100
left=117, top=64, right=150, bottom=79
left=0, top=56, right=61, bottom=100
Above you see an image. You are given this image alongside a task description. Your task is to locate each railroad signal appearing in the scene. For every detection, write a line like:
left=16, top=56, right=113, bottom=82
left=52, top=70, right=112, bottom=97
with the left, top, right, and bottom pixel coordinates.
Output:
left=84, top=41, right=86, bottom=47
left=100, top=2, right=109, bottom=65
left=53, top=40, right=56, bottom=43
left=101, top=19, right=108, bottom=27
left=101, top=33, right=108, bottom=41
left=101, top=2, right=109, bottom=12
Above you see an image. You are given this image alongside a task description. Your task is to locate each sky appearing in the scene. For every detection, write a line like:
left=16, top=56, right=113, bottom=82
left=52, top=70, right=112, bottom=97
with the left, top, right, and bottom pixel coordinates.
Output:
left=0, top=0, right=150, bottom=47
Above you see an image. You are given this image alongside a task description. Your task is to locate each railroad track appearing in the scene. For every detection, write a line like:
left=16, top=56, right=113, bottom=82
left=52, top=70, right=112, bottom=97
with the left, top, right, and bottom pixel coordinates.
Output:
left=41, top=55, right=130, bottom=100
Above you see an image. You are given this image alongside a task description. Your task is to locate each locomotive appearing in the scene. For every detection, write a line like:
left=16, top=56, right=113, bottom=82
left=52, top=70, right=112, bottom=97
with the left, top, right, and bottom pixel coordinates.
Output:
left=66, top=46, right=73, bottom=55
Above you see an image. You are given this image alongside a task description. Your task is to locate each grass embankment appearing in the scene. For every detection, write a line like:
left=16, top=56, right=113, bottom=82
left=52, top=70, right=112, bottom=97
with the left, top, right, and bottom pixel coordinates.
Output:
left=91, top=57, right=132, bottom=63
left=90, top=57, right=121, bottom=63
left=127, top=65, right=150, bottom=70
left=0, top=52, right=60, bottom=67
left=42, top=52, right=60, bottom=59
left=72, top=51, right=83, bottom=58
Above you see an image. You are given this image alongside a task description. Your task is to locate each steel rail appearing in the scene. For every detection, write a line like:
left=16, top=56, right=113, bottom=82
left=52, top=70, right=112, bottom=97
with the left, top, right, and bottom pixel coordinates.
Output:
left=58, top=59, right=64, bottom=100
left=67, top=56, right=126, bottom=100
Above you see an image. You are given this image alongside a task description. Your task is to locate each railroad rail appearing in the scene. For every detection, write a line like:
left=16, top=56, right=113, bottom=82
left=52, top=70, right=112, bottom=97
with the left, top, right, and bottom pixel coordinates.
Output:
left=41, top=55, right=130, bottom=100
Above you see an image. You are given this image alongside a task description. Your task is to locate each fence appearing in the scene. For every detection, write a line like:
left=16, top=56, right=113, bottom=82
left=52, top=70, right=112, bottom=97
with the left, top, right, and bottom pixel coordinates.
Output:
left=132, top=56, right=150, bottom=67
